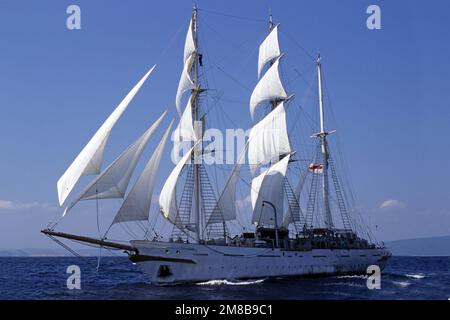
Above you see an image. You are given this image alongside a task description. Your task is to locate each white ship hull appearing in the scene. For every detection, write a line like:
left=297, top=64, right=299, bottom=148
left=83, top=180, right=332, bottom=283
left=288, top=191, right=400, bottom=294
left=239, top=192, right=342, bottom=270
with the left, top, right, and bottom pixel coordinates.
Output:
left=130, top=240, right=391, bottom=284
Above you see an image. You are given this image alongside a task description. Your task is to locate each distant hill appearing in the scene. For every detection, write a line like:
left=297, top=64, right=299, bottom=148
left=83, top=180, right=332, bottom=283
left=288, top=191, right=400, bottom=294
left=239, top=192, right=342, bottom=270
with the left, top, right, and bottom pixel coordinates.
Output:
left=386, top=236, right=450, bottom=256
left=2, top=236, right=450, bottom=257
left=0, top=248, right=119, bottom=257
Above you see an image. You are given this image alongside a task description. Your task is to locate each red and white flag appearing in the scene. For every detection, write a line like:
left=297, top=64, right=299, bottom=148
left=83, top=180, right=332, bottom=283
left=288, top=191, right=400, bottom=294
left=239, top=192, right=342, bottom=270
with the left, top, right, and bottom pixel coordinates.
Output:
left=309, top=163, right=324, bottom=174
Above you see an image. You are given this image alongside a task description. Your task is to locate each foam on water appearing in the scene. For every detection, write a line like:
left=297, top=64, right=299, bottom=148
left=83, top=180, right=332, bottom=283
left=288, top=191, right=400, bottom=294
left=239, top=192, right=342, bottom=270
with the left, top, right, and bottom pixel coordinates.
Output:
left=392, top=281, right=411, bottom=288
left=196, top=279, right=265, bottom=286
left=336, top=275, right=368, bottom=279
left=405, top=273, right=425, bottom=279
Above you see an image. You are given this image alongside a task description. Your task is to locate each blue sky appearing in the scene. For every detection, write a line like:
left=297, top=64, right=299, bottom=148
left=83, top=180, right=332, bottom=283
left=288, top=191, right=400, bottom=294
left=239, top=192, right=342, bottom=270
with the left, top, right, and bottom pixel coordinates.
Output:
left=0, top=0, right=449, bottom=249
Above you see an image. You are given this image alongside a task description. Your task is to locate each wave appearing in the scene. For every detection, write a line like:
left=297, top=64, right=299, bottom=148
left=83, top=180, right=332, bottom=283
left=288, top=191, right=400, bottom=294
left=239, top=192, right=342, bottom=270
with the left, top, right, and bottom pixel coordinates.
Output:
left=405, top=273, right=425, bottom=279
left=326, top=281, right=366, bottom=288
left=336, top=275, right=368, bottom=279
left=392, top=281, right=411, bottom=288
left=196, top=279, right=265, bottom=286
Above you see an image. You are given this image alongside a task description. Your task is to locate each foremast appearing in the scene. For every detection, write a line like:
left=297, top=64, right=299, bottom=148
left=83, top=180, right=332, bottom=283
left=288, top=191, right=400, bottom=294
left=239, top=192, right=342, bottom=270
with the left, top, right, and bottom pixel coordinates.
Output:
left=160, top=6, right=228, bottom=244
left=191, top=5, right=202, bottom=242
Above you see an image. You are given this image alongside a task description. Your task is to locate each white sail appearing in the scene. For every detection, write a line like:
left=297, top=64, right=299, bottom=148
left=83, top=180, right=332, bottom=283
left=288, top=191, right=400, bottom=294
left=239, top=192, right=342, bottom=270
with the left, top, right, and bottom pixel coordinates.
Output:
left=258, top=24, right=281, bottom=78
left=249, top=57, right=287, bottom=119
left=175, top=53, right=196, bottom=115
left=173, top=96, right=197, bottom=160
left=82, top=137, right=108, bottom=175
left=184, top=18, right=196, bottom=63
left=112, top=120, right=173, bottom=225
left=159, top=144, right=197, bottom=223
left=251, top=154, right=290, bottom=227
left=63, top=112, right=166, bottom=215
left=56, top=65, right=156, bottom=206
left=215, top=161, right=244, bottom=222
left=248, top=102, right=291, bottom=176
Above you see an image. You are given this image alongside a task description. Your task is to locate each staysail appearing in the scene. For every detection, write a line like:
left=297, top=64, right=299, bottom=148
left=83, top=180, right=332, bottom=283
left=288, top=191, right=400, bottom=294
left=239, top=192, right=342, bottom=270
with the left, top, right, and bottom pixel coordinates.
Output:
left=112, top=120, right=174, bottom=225
left=213, top=146, right=247, bottom=222
left=63, top=111, right=166, bottom=215
left=57, top=65, right=156, bottom=205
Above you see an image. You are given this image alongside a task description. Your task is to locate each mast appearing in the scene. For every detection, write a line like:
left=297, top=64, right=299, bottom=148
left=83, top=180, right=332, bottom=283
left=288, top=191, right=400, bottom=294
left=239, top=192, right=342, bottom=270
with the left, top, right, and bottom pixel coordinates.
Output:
left=166, top=6, right=229, bottom=242
left=316, top=54, right=333, bottom=229
left=191, top=5, right=203, bottom=242
left=267, top=15, right=279, bottom=240
left=269, top=12, right=274, bottom=33
left=248, top=13, right=291, bottom=238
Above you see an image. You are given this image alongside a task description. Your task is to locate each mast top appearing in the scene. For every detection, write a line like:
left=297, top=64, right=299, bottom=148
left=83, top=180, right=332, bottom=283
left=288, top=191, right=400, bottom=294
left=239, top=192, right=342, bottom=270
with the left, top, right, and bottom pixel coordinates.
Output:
left=192, top=5, right=198, bottom=29
left=192, top=4, right=198, bottom=29
left=269, top=11, right=273, bottom=31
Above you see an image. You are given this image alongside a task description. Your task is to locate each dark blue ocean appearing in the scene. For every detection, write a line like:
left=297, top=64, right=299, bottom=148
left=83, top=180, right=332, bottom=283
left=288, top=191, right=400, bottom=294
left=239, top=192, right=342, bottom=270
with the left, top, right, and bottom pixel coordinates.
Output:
left=0, top=256, right=449, bottom=300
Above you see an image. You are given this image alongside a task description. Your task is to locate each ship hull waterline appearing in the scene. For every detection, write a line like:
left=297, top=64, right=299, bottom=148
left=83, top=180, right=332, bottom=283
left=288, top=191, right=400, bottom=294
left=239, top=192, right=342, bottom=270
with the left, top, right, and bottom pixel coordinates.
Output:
left=129, top=240, right=390, bottom=285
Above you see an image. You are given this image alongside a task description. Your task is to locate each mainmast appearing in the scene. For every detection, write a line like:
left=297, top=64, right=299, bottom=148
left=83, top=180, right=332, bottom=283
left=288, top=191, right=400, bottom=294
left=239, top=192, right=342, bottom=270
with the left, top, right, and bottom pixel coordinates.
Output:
left=248, top=13, right=292, bottom=236
left=316, top=54, right=333, bottom=229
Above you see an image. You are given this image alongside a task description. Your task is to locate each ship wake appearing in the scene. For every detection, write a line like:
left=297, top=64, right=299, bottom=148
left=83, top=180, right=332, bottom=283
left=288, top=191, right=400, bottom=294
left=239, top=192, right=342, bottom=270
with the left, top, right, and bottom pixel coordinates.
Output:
left=196, top=279, right=265, bottom=286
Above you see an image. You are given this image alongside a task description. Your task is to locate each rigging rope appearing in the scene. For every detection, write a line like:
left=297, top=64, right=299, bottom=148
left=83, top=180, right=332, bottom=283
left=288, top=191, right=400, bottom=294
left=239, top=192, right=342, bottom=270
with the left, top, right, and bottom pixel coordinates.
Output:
left=95, top=186, right=102, bottom=271
left=198, top=8, right=267, bottom=23
left=279, top=29, right=316, bottom=62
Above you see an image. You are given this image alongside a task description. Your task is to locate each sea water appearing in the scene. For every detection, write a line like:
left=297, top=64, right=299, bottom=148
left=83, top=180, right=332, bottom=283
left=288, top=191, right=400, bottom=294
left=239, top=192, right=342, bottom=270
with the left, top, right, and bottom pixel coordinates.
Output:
left=0, top=256, right=448, bottom=300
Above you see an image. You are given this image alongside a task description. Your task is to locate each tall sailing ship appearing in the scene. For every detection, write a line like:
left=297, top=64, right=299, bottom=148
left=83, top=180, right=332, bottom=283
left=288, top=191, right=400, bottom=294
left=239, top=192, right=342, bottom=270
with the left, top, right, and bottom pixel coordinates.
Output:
left=43, top=6, right=390, bottom=284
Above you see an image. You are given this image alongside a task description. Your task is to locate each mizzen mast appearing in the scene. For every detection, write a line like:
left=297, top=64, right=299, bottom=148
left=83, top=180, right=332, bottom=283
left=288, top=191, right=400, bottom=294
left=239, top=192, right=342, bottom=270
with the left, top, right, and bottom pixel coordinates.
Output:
left=315, top=54, right=333, bottom=229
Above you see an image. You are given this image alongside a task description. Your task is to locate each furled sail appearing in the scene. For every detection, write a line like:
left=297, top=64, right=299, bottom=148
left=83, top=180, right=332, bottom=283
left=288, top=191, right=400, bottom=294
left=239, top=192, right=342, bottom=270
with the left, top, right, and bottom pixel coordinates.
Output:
left=63, top=111, right=166, bottom=215
left=258, top=24, right=281, bottom=78
left=56, top=65, right=156, bottom=206
left=251, top=154, right=290, bottom=227
left=249, top=57, right=287, bottom=119
left=173, top=95, right=197, bottom=161
left=112, top=120, right=174, bottom=225
left=159, top=144, right=197, bottom=223
left=248, top=102, right=291, bottom=176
